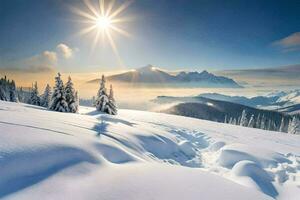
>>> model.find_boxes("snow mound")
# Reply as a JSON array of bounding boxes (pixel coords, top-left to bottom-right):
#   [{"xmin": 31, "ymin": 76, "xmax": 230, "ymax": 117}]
[
  {"xmin": 232, "ymin": 161, "xmax": 278, "ymax": 198},
  {"xmin": 218, "ymin": 144, "xmax": 291, "ymax": 168}
]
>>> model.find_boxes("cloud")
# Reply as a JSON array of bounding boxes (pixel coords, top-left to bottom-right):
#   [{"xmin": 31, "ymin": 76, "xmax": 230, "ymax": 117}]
[
  {"xmin": 1, "ymin": 43, "xmax": 78, "ymax": 73},
  {"xmin": 273, "ymin": 32, "xmax": 300, "ymax": 51},
  {"xmin": 23, "ymin": 50, "xmax": 57, "ymax": 73},
  {"xmin": 56, "ymin": 43, "xmax": 74, "ymax": 59},
  {"xmin": 217, "ymin": 64, "xmax": 300, "ymax": 87}
]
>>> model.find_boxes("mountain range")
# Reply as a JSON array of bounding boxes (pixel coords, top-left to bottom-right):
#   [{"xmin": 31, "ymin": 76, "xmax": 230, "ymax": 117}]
[{"xmin": 88, "ymin": 65, "xmax": 242, "ymax": 88}]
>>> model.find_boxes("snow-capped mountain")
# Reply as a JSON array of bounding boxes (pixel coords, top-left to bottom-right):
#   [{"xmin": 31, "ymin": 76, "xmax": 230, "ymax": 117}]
[
  {"xmin": 88, "ymin": 65, "xmax": 242, "ymax": 88},
  {"xmin": 0, "ymin": 101, "xmax": 299, "ymax": 199}
]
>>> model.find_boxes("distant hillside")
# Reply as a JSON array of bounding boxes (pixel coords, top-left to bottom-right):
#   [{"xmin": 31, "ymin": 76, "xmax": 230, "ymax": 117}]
[
  {"xmin": 160, "ymin": 97, "xmax": 291, "ymax": 131},
  {"xmin": 88, "ymin": 65, "xmax": 242, "ymax": 88}
]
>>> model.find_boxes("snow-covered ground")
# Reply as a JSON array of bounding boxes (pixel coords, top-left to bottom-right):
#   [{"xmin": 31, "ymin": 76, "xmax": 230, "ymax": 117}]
[{"xmin": 0, "ymin": 101, "xmax": 299, "ymax": 200}]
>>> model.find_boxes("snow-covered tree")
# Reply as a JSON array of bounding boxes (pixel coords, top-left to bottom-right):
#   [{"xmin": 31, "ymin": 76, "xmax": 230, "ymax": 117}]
[
  {"xmin": 260, "ymin": 115, "xmax": 266, "ymax": 130},
  {"xmin": 255, "ymin": 114, "xmax": 261, "ymax": 128},
  {"xmin": 0, "ymin": 76, "xmax": 18, "ymax": 102},
  {"xmin": 279, "ymin": 117, "xmax": 285, "ymax": 132},
  {"xmin": 29, "ymin": 82, "xmax": 41, "ymax": 106},
  {"xmin": 229, "ymin": 117, "xmax": 233, "ymax": 124},
  {"xmin": 224, "ymin": 115, "xmax": 228, "ymax": 123},
  {"xmin": 288, "ymin": 117, "xmax": 300, "ymax": 135},
  {"xmin": 248, "ymin": 114, "xmax": 255, "ymax": 128},
  {"xmin": 65, "ymin": 76, "xmax": 78, "ymax": 113},
  {"xmin": 106, "ymin": 84, "xmax": 117, "ymax": 115},
  {"xmin": 41, "ymin": 84, "xmax": 52, "ymax": 108},
  {"xmin": 240, "ymin": 110, "xmax": 248, "ymax": 126},
  {"xmin": 9, "ymin": 80, "xmax": 18, "ymax": 102},
  {"xmin": 95, "ymin": 75, "xmax": 109, "ymax": 112},
  {"xmin": 232, "ymin": 118, "xmax": 237, "ymax": 125},
  {"xmin": 49, "ymin": 73, "xmax": 69, "ymax": 112}
]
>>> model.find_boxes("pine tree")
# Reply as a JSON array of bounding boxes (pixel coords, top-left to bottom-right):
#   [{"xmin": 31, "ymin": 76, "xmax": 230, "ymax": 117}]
[
  {"xmin": 248, "ymin": 114, "xmax": 255, "ymax": 128},
  {"xmin": 288, "ymin": 117, "xmax": 300, "ymax": 134},
  {"xmin": 106, "ymin": 84, "xmax": 117, "ymax": 115},
  {"xmin": 41, "ymin": 84, "xmax": 52, "ymax": 108},
  {"xmin": 95, "ymin": 75, "xmax": 109, "ymax": 112},
  {"xmin": 255, "ymin": 114, "xmax": 261, "ymax": 128},
  {"xmin": 9, "ymin": 80, "xmax": 18, "ymax": 102},
  {"xmin": 240, "ymin": 110, "xmax": 248, "ymax": 126},
  {"xmin": 224, "ymin": 115, "xmax": 228, "ymax": 123},
  {"xmin": 229, "ymin": 117, "xmax": 233, "ymax": 124},
  {"xmin": 49, "ymin": 73, "xmax": 69, "ymax": 112},
  {"xmin": 232, "ymin": 118, "xmax": 237, "ymax": 125},
  {"xmin": 65, "ymin": 76, "xmax": 78, "ymax": 113},
  {"xmin": 279, "ymin": 117, "xmax": 285, "ymax": 132},
  {"xmin": 260, "ymin": 115, "xmax": 266, "ymax": 130},
  {"xmin": 30, "ymin": 82, "xmax": 41, "ymax": 106}
]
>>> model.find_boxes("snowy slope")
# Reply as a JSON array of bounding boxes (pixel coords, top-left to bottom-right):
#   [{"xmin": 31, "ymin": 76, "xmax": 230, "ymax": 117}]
[{"xmin": 0, "ymin": 101, "xmax": 300, "ymax": 200}]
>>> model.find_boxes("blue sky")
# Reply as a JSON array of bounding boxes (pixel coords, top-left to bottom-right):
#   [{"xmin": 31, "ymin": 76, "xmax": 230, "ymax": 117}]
[{"xmin": 1, "ymin": 0, "xmax": 300, "ymax": 73}]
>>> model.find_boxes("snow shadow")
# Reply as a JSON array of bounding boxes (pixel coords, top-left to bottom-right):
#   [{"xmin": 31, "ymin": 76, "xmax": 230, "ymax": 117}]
[{"xmin": 0, "ymin": 146, "xmax": 99, "ymax": 198}]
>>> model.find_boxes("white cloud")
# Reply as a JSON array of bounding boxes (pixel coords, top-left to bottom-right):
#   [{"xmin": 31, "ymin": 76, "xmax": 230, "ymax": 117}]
[
  {"xmin": 1, "ymin": 43, "xmax": 79, "ymax": 73},
  {"xmin": 273, "ymin": 32, "xmax": 300, "ymax": 51},
  {"xmin": 22, "ymin": 50, "xmax": 57, "ymax": 73},
  {"xmin": 56, "ymin": 43, "xmax": 74, "ymax": 59}
]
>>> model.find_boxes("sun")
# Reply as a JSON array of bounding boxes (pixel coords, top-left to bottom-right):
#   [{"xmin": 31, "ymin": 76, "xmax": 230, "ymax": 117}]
[
  {"xmin": 95, "ymin": 16, "xmax": 111, "ymax": 30},
  {"xmin": 71, "ymin": 0, "xmax": 133, "ymax": 66}
]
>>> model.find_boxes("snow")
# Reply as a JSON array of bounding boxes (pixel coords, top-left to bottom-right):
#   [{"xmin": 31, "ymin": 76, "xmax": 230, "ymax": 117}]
[{"xmin": 0, "ymin": 101, "xmax": 300, "ymax": 200}]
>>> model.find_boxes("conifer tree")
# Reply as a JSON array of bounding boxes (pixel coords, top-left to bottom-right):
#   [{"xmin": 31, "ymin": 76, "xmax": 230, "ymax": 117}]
[
  {"xmin": 279, "ymin": 117, "xmax": 285, "ymax": 132},
  {"xmin": 224, "ymin": 115, "xmax": 228, "ymax": 123},
  {"xmin": 49, "ymin": 73, "xmax": 69, "ymax": 112},
  {"xmin": 65, "ymin": 76, "xmax": 78, "ymax": 113},
  {"xmin": 260, "ymin": 115, "xmax": 266, "ymax": 129},
  {"xmin": 288, "ymin": 117, "xmax": 300, "ymax": 134},
  {"xmin": 30, "ymin": 82, "xmax": 41, "ymax": 106},
  {"xmin": 41, "ymin": 84, "xmax": 52, "ymax": 108},
  {"xmin": 240, "ymin": 110, "xmax": 248, "ymax": 126},
  {"xmin": 107, "ymin": 84, "xmax": 117, "ymax": 115},
  {"xmin": 9, "ymin": 80, "xmax": 18, "ymax": 102},
  {"xmin": 95, "ymin": 75, "xmax": 109, "ymax": 112},
  {"xmin": 255, "ymin": 114, "xmax": 261, "ymax": 128},
  {"xmin": 248, "ymin": 114, "xmax": 255, "ymax": 127}
]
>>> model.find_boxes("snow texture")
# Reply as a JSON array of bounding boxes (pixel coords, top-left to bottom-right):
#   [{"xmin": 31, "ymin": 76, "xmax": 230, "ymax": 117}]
[{"xmin": 0, "ymin": 101, "xmax": 299, "ymax": 200}]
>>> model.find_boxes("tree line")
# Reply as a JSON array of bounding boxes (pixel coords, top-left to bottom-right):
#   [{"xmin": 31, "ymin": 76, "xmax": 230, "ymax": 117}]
[
  {"xmin": 0, "ymin": 73, "xmax": 117, "ymax": 115},
  {"xmin": 224, "ymin": 109, "xmax": 300, "ymax": 134}
]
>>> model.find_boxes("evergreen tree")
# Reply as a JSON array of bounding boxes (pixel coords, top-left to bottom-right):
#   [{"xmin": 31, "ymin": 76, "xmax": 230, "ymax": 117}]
[
  {"xmin": 248, "ymin": 114, "xmax": 255, "ymax": 128},
  {"xmin": 224, "ymin": 115, "xmax": 228, "ymax": 123},
  {"xmin": 288, "ymin": 117, "xmax": 300, "ymax": 134},
  {"xmin": 95, "ymin": 75, "xmax": 109, "ymax": 112},
  {"xmin": 41, "ymin": 84, "xmax": 52, "ymax": 108},
  {"xmin": 240, "ymin": 110, "xmax": 248, "ymax": 126},
  {"xmin": 65, "ymin": 76, "xmax": 78, "ymax": 113},
  {"xmin": 30, "ymin": 82, "xmax": 41, "ymax": 106},
  {"xmin": 279, "ymin": 117, "xmax": 285, "ymax": 132},
  {"xmin": 255, "ymin": 114, "xmax": 261, "ymax": 128},
  {"xmin": 106, "ymin": 84, "xmax": 117, "ymax": 115},
  {"xmin": 9, "ymin": 80, "xmax": 18, "ymax": 102},
  {"xmin": 232, "ymin": 118, "xmax": 237, "ymax": 125},
  {"xmin": 260, "ymin": 115, "xmax": 266, "ymax": 130},
  {"xmin": 49, "ymin": 73, "xmax": 69, "ymax": 112},
  {"xmin": 229, "ymin": 117, "xmax": 233, "ymax": 124}
]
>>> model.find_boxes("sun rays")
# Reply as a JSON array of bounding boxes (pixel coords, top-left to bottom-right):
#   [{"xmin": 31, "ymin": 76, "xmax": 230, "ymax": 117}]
[{"xmin": 71, "ymin": 0, "xmax": 133, "ymax": 66}]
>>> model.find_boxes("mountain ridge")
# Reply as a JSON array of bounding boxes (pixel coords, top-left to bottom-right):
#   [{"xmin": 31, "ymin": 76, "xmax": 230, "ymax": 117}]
[{"xmin": 87, "ymin": 65, "xmax": 242, "ymax": 88}]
